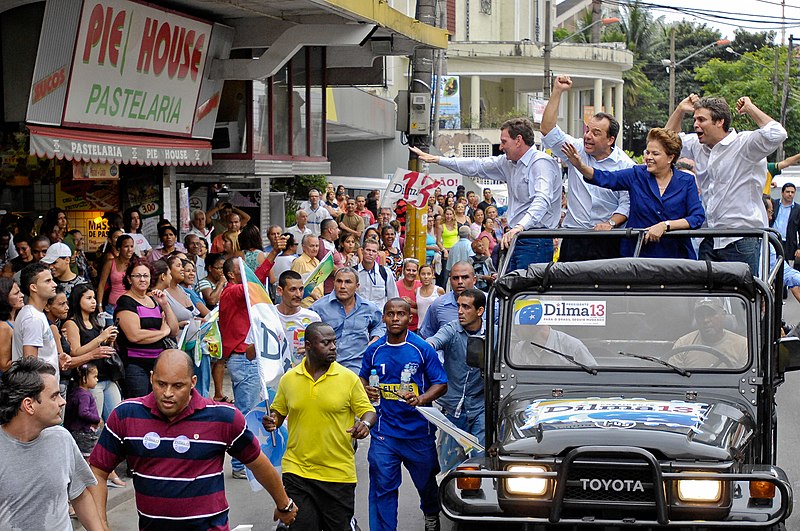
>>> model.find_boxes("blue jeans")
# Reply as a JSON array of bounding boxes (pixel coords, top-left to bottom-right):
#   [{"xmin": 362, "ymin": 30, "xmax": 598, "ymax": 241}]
[
  {"xmin": 90, "ymin": 379, "xmax": 122, "ymax": 421},
  {"xmin": 193, "ymin": 355, "xmax": 211, "ymax": 398},
  {"xmin": 368, "ymin": 434, "xmax": 440, "ymax": 531},
  {"xmin": 124, "ymin": 362, "xmax": 153, "ymax": 399},
  {"xmin": 506, "ymin": 236, "xmax": 554, "ymax": 272},
  {"xmin": 699, "ymin": 237, "xmax": 760, "ymax": 274},
  {"xmin": 227, "ymin": 354, "xmax": 262, "ymax": 471}
]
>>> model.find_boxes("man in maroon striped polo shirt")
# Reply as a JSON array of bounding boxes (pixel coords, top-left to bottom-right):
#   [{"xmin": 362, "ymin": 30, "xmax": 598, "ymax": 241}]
[{"xmin": 88, "ymin": 349, "xmax": 298, "ymax": 530}]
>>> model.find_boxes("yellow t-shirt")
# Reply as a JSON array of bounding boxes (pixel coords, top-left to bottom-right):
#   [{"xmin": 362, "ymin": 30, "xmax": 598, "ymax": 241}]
[{"xmin": 272, "ymin": 360, "xmax": 374, "ymax": 483}]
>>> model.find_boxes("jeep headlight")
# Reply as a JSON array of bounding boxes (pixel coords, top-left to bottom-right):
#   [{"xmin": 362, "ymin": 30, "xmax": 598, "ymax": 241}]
[
  {"xmin": 677, "ymin": 479, "xmax": 722, "ymax": 502},
  {"xmin": 505, "ymin": 465, "xmax": 549, "ymax": 496}
]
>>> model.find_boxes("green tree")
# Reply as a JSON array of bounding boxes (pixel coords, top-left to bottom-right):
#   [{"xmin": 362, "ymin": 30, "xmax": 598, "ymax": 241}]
[
  {"xmin": 695, "ymin": 45, "xmax": 799, "ymax": 156},
  {"xmin": 270, "ymin": 174, "xmax": 330, "ymax": 225}
]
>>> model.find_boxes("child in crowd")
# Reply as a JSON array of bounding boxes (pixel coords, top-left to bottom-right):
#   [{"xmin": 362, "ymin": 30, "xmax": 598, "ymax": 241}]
[{"xmin": 64, "ymin": 363, "xmax": 102, "ymax": 458}]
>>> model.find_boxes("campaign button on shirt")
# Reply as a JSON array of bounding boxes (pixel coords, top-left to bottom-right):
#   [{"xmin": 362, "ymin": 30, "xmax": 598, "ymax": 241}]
[
  {"xmin": 173, "ymin": 435, "xmax": 191, "ymax": 454},
  {"xmin": 143, "ymin": 432, "xmax": 161, "ymax": 450}
]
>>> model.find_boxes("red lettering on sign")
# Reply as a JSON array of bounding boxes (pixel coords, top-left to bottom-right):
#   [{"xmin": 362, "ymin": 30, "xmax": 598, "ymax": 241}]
[
  {"xmin": 32, "ymin": 67, "xmax": 66, "ymax": 104},
  {"xmin": 137, "ymin": 17, "xmax": 206, "ymax": 81},
  {"xmin": 82, "ymin": 3, "xmax": 125, "ymax": 66}
]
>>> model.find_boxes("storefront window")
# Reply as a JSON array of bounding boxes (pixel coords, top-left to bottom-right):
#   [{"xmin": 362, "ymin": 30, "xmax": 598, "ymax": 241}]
[{"xmin": 252, "ymin": 47, "xmax": 326, "ymax": 158}]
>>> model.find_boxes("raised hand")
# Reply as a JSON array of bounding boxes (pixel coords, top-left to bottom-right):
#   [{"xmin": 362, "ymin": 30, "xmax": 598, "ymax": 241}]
[{"xmin": 553, "ymin": 75, "xmax": 572, "ymax": 92}]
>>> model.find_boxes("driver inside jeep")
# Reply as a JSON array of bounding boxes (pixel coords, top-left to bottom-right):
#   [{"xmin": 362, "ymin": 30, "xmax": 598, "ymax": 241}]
[
  {"xmin": 667, "ymin": 297, "xmax": 748, "ymax": 369},
  {"xmin": 510, "ymin": 323, "xmax": 598, "ymax": 368}
]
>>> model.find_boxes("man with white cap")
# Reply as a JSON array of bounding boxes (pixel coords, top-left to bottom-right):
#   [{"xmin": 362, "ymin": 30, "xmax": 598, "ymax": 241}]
[
  {"xmin": 668, "ymin": 298, "xmax": 747, "ymax": 369},
  {"xmin": 42, "ymin": 242, "xmax": 88, "ymax": 299}
]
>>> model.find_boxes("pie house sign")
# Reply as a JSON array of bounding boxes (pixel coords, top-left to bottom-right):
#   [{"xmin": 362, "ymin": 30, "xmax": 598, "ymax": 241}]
[{"xmin": 63, "ymin": 0, "xmax": 211, "ymax": 136}]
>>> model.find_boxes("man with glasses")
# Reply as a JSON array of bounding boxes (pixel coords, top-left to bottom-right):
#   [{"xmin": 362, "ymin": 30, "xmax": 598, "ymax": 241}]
[
  {"xmin": 540, "ymin": 74, "xmax": 633, "ymax": 261},
  {"xmin": 356, "ymin": 239, "xmax": 399, "ymax": 309}
]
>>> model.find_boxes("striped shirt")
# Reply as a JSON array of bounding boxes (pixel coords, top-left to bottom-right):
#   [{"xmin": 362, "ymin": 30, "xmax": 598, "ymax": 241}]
[{"xmin": 89, "ymin": 390, "xmax": 260, "ymax": 530}]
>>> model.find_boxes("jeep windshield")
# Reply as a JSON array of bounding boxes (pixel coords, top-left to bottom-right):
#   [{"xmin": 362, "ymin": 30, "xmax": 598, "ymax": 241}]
[{"xmin": 508, "ymin": 293, "xmax": 750, "ymax": 371}]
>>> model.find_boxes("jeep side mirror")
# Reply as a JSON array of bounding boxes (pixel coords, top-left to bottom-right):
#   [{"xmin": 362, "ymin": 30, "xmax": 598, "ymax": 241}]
[
  {"xmin": 778, "ymin": 336, "xmax": 800, "ymax": 372},
  {"xmin": 467, "ymin": 336, "xmax": 485, "ymax": 369}
]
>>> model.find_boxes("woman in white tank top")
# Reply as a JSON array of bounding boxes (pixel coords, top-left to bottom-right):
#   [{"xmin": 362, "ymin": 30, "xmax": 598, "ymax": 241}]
[{"xmin": 416, "ymin": 264, "xmax": 444, "ymax": 329}]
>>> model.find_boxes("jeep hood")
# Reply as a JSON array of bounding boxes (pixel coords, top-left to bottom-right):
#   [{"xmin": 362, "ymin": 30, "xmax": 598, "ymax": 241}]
[{"xmin": 498, "ymin": 397, "xmax": 755, "ymax": 461}]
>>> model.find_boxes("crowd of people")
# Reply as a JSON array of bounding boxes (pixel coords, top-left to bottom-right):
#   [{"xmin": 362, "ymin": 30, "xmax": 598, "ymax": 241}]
[{"xmin": 0, "ymin": 74, "xmax": 796, "ymax": 531}]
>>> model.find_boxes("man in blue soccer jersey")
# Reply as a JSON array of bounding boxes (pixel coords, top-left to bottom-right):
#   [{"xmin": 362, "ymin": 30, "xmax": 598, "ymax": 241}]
[{"xmin": 360, "ymin": 298, "xmax": 448, "ymax": 531}]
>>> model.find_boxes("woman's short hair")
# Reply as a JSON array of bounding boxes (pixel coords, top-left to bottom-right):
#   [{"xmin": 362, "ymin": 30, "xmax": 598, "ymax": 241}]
[
  {"xmin": 123, "ymin": 258, "xmax": 153, "ymax": 290},
  {"xmin": 646, "ymin": 128, "xmax": 683, "ymax": 166}
]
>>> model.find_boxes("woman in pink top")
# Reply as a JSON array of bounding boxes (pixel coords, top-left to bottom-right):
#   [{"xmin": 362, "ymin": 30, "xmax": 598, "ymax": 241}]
[
  {"xmin": 97, "ymin": 234, "xmax": 135, "ymax": 316},
  {"xmin": 395, "ymin": 258, "xmax": 422, "ymax": 332}
]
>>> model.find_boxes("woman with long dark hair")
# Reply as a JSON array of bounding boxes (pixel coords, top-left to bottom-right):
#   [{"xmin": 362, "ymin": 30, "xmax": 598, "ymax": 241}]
[
  {"xmin": 123, "ymin": 206, "xmax": 151, "ymax": 257},
  {"xmin": 0, "ymin": 278, "xmax": 23, "ymax": 372}
]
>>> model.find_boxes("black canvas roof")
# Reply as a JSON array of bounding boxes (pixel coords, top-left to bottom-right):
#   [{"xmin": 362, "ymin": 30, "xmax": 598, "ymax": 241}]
[{"xmin": 494, "ymin": 258, "xmax": 756, "ymax": 298}]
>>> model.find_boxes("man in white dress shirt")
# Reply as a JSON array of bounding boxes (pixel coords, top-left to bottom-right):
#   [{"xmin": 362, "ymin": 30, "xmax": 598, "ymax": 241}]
[
  {"xmin": 666, "ymin": 94, "xmax": 787, "ymax": 273},
  {"xmin": 411, "ymin": 118, "xmax": 562, "ymax": 271},
  {"xmin": 540, "ymin": 75, "xmax": 634, "ymax": 261}
]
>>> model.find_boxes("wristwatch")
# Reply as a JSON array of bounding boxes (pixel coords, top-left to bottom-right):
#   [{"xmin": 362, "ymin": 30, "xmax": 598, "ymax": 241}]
[
  {"xmin": 278, "ymin": 499, "xmax": 295, "ymax": 513},
  {"xmin": 607, "ymin": 219, "xmax": 617, "ymax": 228},
  {"xmin": 361, "ymin": 419, "xmax": 373, "ymax": 430},
  {"xmin": 664, "ymin": 220, "xmax": 671, "ymax": 232}
]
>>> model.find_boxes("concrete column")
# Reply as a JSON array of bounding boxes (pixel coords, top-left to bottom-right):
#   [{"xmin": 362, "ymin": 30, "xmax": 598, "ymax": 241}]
[
  {"xmin": 615, "ymin": 82, "xmax": 624, "ymax": 148},
  {"xmin": 163, "ymin": 167, "xmax": 175, "ymax": 224},
  {"xmin": 260, "ymin": 176, "xmax": 271, "ymax": 241},
  {"xmin": 593, "ymin": 78, "xmax": 603, "ymax": 115},
  {"xmin": 603, "ymin": 84, "xmax": 612, "ymax": 115},
  {"xmin": 568, "ymin": 90, "xmax": 579, "ymax": 137},
  {"xmin": 471, "ymin": 76, "xmax": 481, "ymax": 129}
]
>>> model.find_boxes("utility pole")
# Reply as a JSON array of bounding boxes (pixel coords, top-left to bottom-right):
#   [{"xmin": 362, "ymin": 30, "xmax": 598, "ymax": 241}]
[
  {"xmin": 405, "ymin": 0, "xmax": 438, "ymax": 263},
  {"xmin": 591, "ymin": 0, "xmax": 602, "ymax": 43},
  {"xmin": 668, "ymin": 28, "xmax": 676, "ymax": 116},
  {"xmin": 779, "ymin": 35, "xmax": 794, "ymax": 161},
  {"xmin": 543, "ymin": 0, "xmax": 553, "ymax": 97}
]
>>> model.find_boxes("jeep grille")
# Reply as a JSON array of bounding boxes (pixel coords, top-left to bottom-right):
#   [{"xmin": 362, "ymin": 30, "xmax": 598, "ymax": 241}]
[{"xmin": 564, "ymin": 461, "xmax": 655, "ymax": 504}]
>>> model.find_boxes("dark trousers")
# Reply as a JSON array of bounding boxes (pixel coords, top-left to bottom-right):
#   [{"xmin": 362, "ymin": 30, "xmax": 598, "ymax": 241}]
[
  {"xmin": 123, "ymin": 361, "xmax": 153, "ymax": 398},
  {"xmin": 699, "ymin": 237, "xmax": 760, "ymax": 274},
  {"xmin": 283, "ymin": 472, "xmax": 356, "ymax": 531},
  {"xmin": 559, "ymin": 236, "xmax": 621, "ymax": 262}
]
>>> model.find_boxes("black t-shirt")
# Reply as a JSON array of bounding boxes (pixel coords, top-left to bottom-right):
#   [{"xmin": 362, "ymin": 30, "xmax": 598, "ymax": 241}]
[{"xmin": 114, "ymin": 294, "xmax": 169, "ymax": 367}]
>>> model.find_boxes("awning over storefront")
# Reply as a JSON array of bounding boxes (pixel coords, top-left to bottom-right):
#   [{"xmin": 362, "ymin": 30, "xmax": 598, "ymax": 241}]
[{"xmin": 28, "ymin": 125, "xmax": 212, "ymax": 167}]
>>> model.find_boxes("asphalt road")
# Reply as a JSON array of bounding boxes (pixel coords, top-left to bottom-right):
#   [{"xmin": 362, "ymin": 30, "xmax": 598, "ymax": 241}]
[{"xmin": 77, "ymin": 299, "xmax": 800, "ymax": 531}]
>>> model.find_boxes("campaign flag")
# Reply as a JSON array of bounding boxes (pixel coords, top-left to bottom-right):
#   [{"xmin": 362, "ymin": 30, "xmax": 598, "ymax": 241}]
[
  {"xmin": 238, "ymin": 258, "xmax": 292, "ymax": 397},
  {"xmin": 416, "ymin": 406, "xmax": 484, "ymax": 473},
  {"xmin": 302, "ymin": 251, "xmax": 335, "ymax": 298},
  {"xmin": 381, "ymin": 167, "xmax": 440, "ymax": 209},
  {"xmin": 244, "ymin": 395, "xmax": 289, "ymax": 492}
]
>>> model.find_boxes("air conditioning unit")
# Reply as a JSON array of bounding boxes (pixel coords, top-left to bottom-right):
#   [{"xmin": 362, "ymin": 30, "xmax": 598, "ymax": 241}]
[
  {"xmin": 212, "ymin": 122, "xmax": 242, "ymax": 153},
  {"xmin": 460, "ymin": 143, "xmax": 492, "ymax": 158}
]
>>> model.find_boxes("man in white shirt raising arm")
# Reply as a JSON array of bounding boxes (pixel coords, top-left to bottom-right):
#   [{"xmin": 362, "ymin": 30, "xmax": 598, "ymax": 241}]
[
  {"xmin": 540, "ymin": 75, "xmax": 634, "ymax": 261},
  {"xmin": 665, "ymin": 94, "xmax": 786, "ymax": 273}
]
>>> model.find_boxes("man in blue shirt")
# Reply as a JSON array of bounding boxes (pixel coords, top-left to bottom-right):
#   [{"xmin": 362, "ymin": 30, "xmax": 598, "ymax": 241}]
[
  {"xmin": 360, "ymin": 299, "xmax": 448, "ymax": 531},
  {"xmin": 311, "ymin": 267, "xmax": 384, "ymax": 373},
  {"xmin": 418, "ymin": 261, "xmax": 476, "ymax": 338},
  {"xmin": 426, "ymin": 288, "xmax": 486, "ymax": 458}
]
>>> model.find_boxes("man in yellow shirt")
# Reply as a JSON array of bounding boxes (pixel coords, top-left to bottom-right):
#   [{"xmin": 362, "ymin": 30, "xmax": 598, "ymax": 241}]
[
  {"xmin": 291, "ymin": 234, "xmax": 324, "ymax": 307},
  {"xmin": 263, "ymin": 322, "xmax": 376, "ymax": 530}
]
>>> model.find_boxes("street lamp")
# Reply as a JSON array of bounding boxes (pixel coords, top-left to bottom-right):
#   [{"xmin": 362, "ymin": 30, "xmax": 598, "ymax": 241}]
[
  {"xmin": 542, "ymin": 14, "xmax": 620, "ymax": 97},
  {"xmin": 662, "ymin": 38, "xmax": 730, "ymax": 114}
]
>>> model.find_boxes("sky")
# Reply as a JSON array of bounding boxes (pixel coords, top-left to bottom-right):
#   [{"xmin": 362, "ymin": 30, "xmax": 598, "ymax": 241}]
[{"xmin": 629, "ymin": 0, "xmax": 800, "ymax": 42}]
